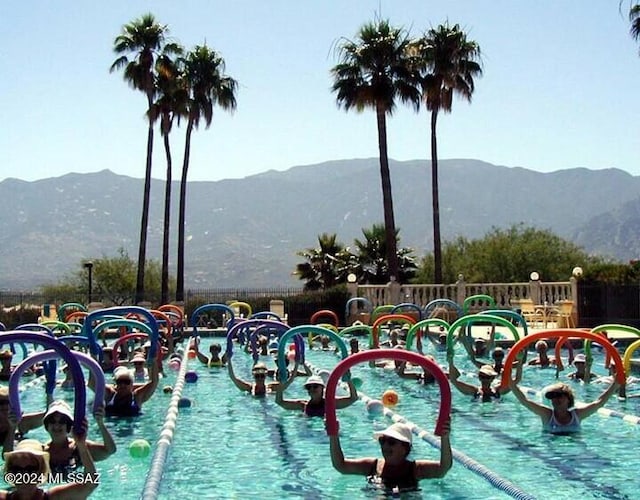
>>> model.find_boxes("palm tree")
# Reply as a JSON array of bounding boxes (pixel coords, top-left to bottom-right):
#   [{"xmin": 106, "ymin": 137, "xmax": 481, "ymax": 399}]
[
  {"xmin": 630, "ymin": 2, "xmax": 640, "ymax": 52},
  {"xmin": 110, "ymin": 13, "xmax": 180, "ymax": 303},
  {"xmin": 147, "ymin": 49, "xmax": 186, "ymax": 304},
  {"xmin": 331, "ymin": 19, "xmax": 421, "ymax": 284},
  {"xmin": 295, "ymin": 233, "xmax": 351, "ymax": 291},
  {"xmin": 176, "ymin": 44, "xmax": 237, "ymax": 301},
  {"xmin": 353, "ymin": 223, "xmax": 417, "ymax": 284},
  {"xmin": 414, "ymin": 23, "xmax": 482, "ymax": 284}
]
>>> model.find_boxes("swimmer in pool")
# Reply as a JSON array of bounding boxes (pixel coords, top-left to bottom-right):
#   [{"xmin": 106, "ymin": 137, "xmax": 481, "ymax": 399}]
[
  {"xmin": 40, "ymin": 400, "xmax": 115, "ymax": 476},
  {"xmin": 508, "ymin": 380, "xmax": 620, "ymax": 434},
  {"xmin": 528, "ymin": 340, "xmax": 557, "ymax": 367},
  {"xmin": 228, "ymin": 361, "xmax": 280, "ymax": 397},
  {"xmin": 1, "ymin": 430, "xmax": 99, "ymax": 500},
  {"xmin": 448, "ymin": 362, "xmax": 520, "ymax": 402},
  {"xmin": 275, "ymin": 374, "xmax": 357, "ymax": 417},
  {"xmin": 329, "ymin": 420, "xmax": 452, "ymax": 493},
  {"xmin": 102, "ymin": 361, "xmax": 159, "ymax": 417}
]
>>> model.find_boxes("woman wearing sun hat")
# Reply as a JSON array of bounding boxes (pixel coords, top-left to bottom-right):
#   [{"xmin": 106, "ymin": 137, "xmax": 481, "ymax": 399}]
[
  {"xmin": 449, "ymin": 361, "xmax": 521, "ymax": 403},
  {"xmin": 329, "ymin": 420, "xmax": 452, "ymax": 492},
  {"xmin": 508, "ymin": 379, "xmax": 619, "ymax": 434},
  {"xmin": 41, "ymin": 400, "xmax": 115, "ymax": 475},
  {"xmin": 228, "ymin": 362, "xmax": 280, "ymax": 397},
  {"xmin": 275, "ymin": 374, "xmax": 357, "ymax": 417},
  {"xmin": 103, "ymin": 360, "xmax": 159, "ymax": 417},
  {"xmin": 1, "ymin": 430, "xmax": 99, "ymax": 499}
]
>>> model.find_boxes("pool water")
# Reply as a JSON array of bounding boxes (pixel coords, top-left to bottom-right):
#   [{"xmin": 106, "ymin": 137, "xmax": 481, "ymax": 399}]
[
  {"xmin": 4, "ymin": 336, "xmax": 640, "ymax": 499},
  {"xmin": 157, "ymin": 338, "xmax": 640, "ymax": 499}
]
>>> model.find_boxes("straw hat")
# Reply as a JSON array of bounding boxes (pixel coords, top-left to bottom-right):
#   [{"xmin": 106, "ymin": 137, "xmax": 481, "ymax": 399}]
[{"xmin": 3, "ymin": 439, "xmax": 51, "ymax": 481}]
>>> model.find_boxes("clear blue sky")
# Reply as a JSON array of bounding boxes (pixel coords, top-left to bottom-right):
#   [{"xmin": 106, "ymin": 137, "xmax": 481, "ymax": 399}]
[{"xmin": 1, "ymin": 1, "xmax": 638, "ymax": 183}]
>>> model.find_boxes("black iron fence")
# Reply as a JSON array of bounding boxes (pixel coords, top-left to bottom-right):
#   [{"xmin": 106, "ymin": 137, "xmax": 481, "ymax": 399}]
[{"xmin": 577, "ymin": 283, "xmax": 640, "ymax": 328}]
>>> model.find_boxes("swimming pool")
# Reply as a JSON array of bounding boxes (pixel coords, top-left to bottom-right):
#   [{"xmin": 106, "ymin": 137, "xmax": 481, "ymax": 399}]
[
  {"xmin": 156, "ymin": 337, "xmax": 640, "ymax": 499},
  {"xmin": 4, "ymin": 334, "xmax": 639, "ymax": 499}
]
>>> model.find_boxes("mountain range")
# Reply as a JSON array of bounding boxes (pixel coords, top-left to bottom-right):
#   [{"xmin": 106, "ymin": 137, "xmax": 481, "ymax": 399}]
[{"xmin": 2, "ymin": 158, "xmax": 639, "ymax": 290}]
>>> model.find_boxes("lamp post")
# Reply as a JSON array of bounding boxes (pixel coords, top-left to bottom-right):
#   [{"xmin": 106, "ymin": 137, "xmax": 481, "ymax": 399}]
[{"xmin": 84, "ymin": 261, "xmax": 93, "ymax": 304}]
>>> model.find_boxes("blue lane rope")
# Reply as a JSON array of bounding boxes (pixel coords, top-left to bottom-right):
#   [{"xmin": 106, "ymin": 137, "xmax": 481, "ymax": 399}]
[
  {"xmin": 306, "ymin": 361, "xmax": 536, "ymax": 500},
  {"xmin": 141, "ymin": 350, "xmax": 191, "ymax": 500}
]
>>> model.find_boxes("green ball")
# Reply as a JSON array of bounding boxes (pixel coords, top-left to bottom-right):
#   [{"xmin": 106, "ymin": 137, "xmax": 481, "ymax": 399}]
[{"xmin": 129, "ymin": 439, "xmax": 151, "ymax": 458}]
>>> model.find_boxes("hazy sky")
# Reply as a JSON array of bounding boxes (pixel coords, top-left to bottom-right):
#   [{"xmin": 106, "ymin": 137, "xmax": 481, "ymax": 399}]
[{"xmin": 1, "ymin": 1, "xmax": 638, "ymax": 183}]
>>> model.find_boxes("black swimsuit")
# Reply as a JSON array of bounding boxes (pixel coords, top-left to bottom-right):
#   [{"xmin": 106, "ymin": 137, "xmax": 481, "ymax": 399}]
[{"xmin": 368, "ymin": 459, "xmax": 419, "ymax": 491}]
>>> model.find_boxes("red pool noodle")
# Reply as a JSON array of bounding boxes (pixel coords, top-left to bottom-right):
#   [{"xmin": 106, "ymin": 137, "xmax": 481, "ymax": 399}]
[
  {"xmin": 501, "ymin": 329, "xmax": 626, "ymax": 390},
  {"xmin": 325, "ymin": 350, "xmax": 451, "ymax": 436}
]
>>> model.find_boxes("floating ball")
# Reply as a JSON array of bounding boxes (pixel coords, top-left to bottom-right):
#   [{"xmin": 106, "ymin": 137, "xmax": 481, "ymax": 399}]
[
  {"xmin": 168, "ymin": 360, "xmax": 180, "ymax": 371},
  {"xmin": 382, "ymin": 389, "xmax": 399, "ymax": 408},
  {"xmin": 129, "ymin": 439, "xmax": 151, "ymax": 458},
  {"xmin": 185, "ymin": 371, "xmax": 198, "ymax": 383},
  {"xmin": 177, "ymin": 397, "xmax": 192, "ymax": 408},
  {"xmin": 163, "ymin": 385, "xmax": 173, "ymax": 394},
  {"xmin": 187, "ymin": 350, "xmax": 197, "ymax": 359},
  {"xmin": 351, "ymin": 377, "xmax": 363, "ymax": 389},
  {"xmin": 366, "ymin": 399, "xmax": 384, "ymax": 415}
]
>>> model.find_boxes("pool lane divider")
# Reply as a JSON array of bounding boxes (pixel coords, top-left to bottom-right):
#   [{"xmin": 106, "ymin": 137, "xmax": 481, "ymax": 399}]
[
  {"xmin": 141, "ymin": 349, "xmax": 191, "ymax": 500},
  {"xmin": 308, "ymin": 359, "xmax": 536, "ymax": 500}
]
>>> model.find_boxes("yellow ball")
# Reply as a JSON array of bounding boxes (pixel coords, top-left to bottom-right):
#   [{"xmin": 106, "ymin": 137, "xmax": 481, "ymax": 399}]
[
  {"xmin": 129, "ymin": 439, "xmax": 151, "ymax": 458},
  {"xmin": 382, "ymin": 389, "xmax": 399, "ymax": 408}
]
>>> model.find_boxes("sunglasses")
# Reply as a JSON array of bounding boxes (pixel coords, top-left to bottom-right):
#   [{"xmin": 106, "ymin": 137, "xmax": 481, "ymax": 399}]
[
  {"xmin": 378, "ymin": 436, "xmax": 402, "ymax": 446},
  {"xmin": 9, "ymin": 465, "xmax": 40, "ymax": 474},
  {"xmin": 253, "ymin": 373, "xmax": 266, "ymax": 380},
  {"xmin": 479, "ymin": 374, "xmax": 495, "ymax": 380},
  {"xmin": 306, "ymin": 384, "xmax": 322, "ymax": 390},
  {"xmin": 116, "ymin": 379, "xmax": 132, "ymax": 386},
  {"xmin": 546, "ymin": 391, "xmax": 566, "ymax": 399}
]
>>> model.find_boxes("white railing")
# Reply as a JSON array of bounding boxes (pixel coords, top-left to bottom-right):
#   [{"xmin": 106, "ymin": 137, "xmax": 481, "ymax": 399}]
[{"xmin": 351, "ymin": 278, "xmax": 578, "ymax": 311}]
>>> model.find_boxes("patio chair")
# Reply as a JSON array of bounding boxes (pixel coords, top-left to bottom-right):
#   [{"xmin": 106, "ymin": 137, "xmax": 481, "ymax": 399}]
[
  {"xmin": 518, "ymin": 299, "xmax": 545, "ymax": 328},
  {"xmin": 557, "ymin": 300, "xmax": 576, "ymax": 328}
]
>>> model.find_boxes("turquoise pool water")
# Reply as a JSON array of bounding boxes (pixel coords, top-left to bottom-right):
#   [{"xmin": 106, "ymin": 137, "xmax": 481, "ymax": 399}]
[
  {"xmin": 157, "ymin": 338, "xmax": 640, "ymax": 499},
  {"xmin": 4, "ymin": 335, "xmax": 640, "ymax": 499}
]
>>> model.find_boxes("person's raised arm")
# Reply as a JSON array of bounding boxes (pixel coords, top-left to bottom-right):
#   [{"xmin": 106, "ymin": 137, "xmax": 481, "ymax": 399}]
[
  {"xmin": 576, "ymin": 380, "xmax": 620, "ymax": 420},
  {"xmin": 193, "ymin": 338, "xmax": 209, "ymax": 365},
  {"xmin": 500, "ymin": 359, "xmax": 523, "ymax": 395},
  {"xmin": 416, "ymin": 417, "xmax": 452, "ymax": 479},
  {"xmin": 49, "ymin": 419, "xmax": 99, "ymax": 499},
  {"xmin": 275, "ymin": 364, "xmax": 304, "ymax": 410},
  {"xmin": 335, "ymin": 380, "xmax": 358, "ymax": 409},
  {"xmin": 135, "ymin": 359, "xmax": 159, "ymax": 405},
  {"xmin": 447, "ymin": 360, "xmax": 478, "ymax": 396},
  {"xmin": 329, "ymin": 429, "xmax": 373, "ymax": 475},
  {"xmin": 507, "ymin": 377, "xmax": 549, "ymax": 420},
  {"xmin": 227, "ymin": 360, "xmax": 251, "ymax": 392},
  {"xmin": 86, "ymin": 405, "xmax": 116, "ymax": 461}
]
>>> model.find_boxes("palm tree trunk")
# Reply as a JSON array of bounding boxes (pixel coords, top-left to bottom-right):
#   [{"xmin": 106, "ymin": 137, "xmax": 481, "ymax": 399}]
[
  {"xmin": 375, "ymin": 105, "xmax": 400, "ymax": 282},
  {"xmin": 135, "ymin": 93, "xmax": 155, "ymax": 304},
  {"xmin": 431, "ymin": 109, "xmax": 443, "ymax": 284},
  {"xmin": 160, "ymin": 127, "xmax": 172, "ymax": 305},
  {"xmin": 176, "ymin": 119, "xmax": 194, "ymax": 302}
]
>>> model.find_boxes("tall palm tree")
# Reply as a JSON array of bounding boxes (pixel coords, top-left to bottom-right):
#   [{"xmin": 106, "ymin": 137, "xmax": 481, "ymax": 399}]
[
  {"xmin": 110, "ymin": 13, "xmax": 180, "ymax": 303},
  {"xmin": 414, "ymin": 23, "xmax": 482, "ymax": 284},
  {"xmin": 331, "ymin": 19, "xmax": 421, "ymax": 284},
  {"xmin": 148, "ymin": 49, "xmax": 186, "ymax": 304},
  {"xmin": 295, "ymin": 233, "xmax": 351, "ymax": 291},
  {"xmin": 630, "ymin": 2, "xmax": 640, "ymax": 51},
  {"xmin": 176, "ymin": 44, "xmax": 237, "ymax": 301}
]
